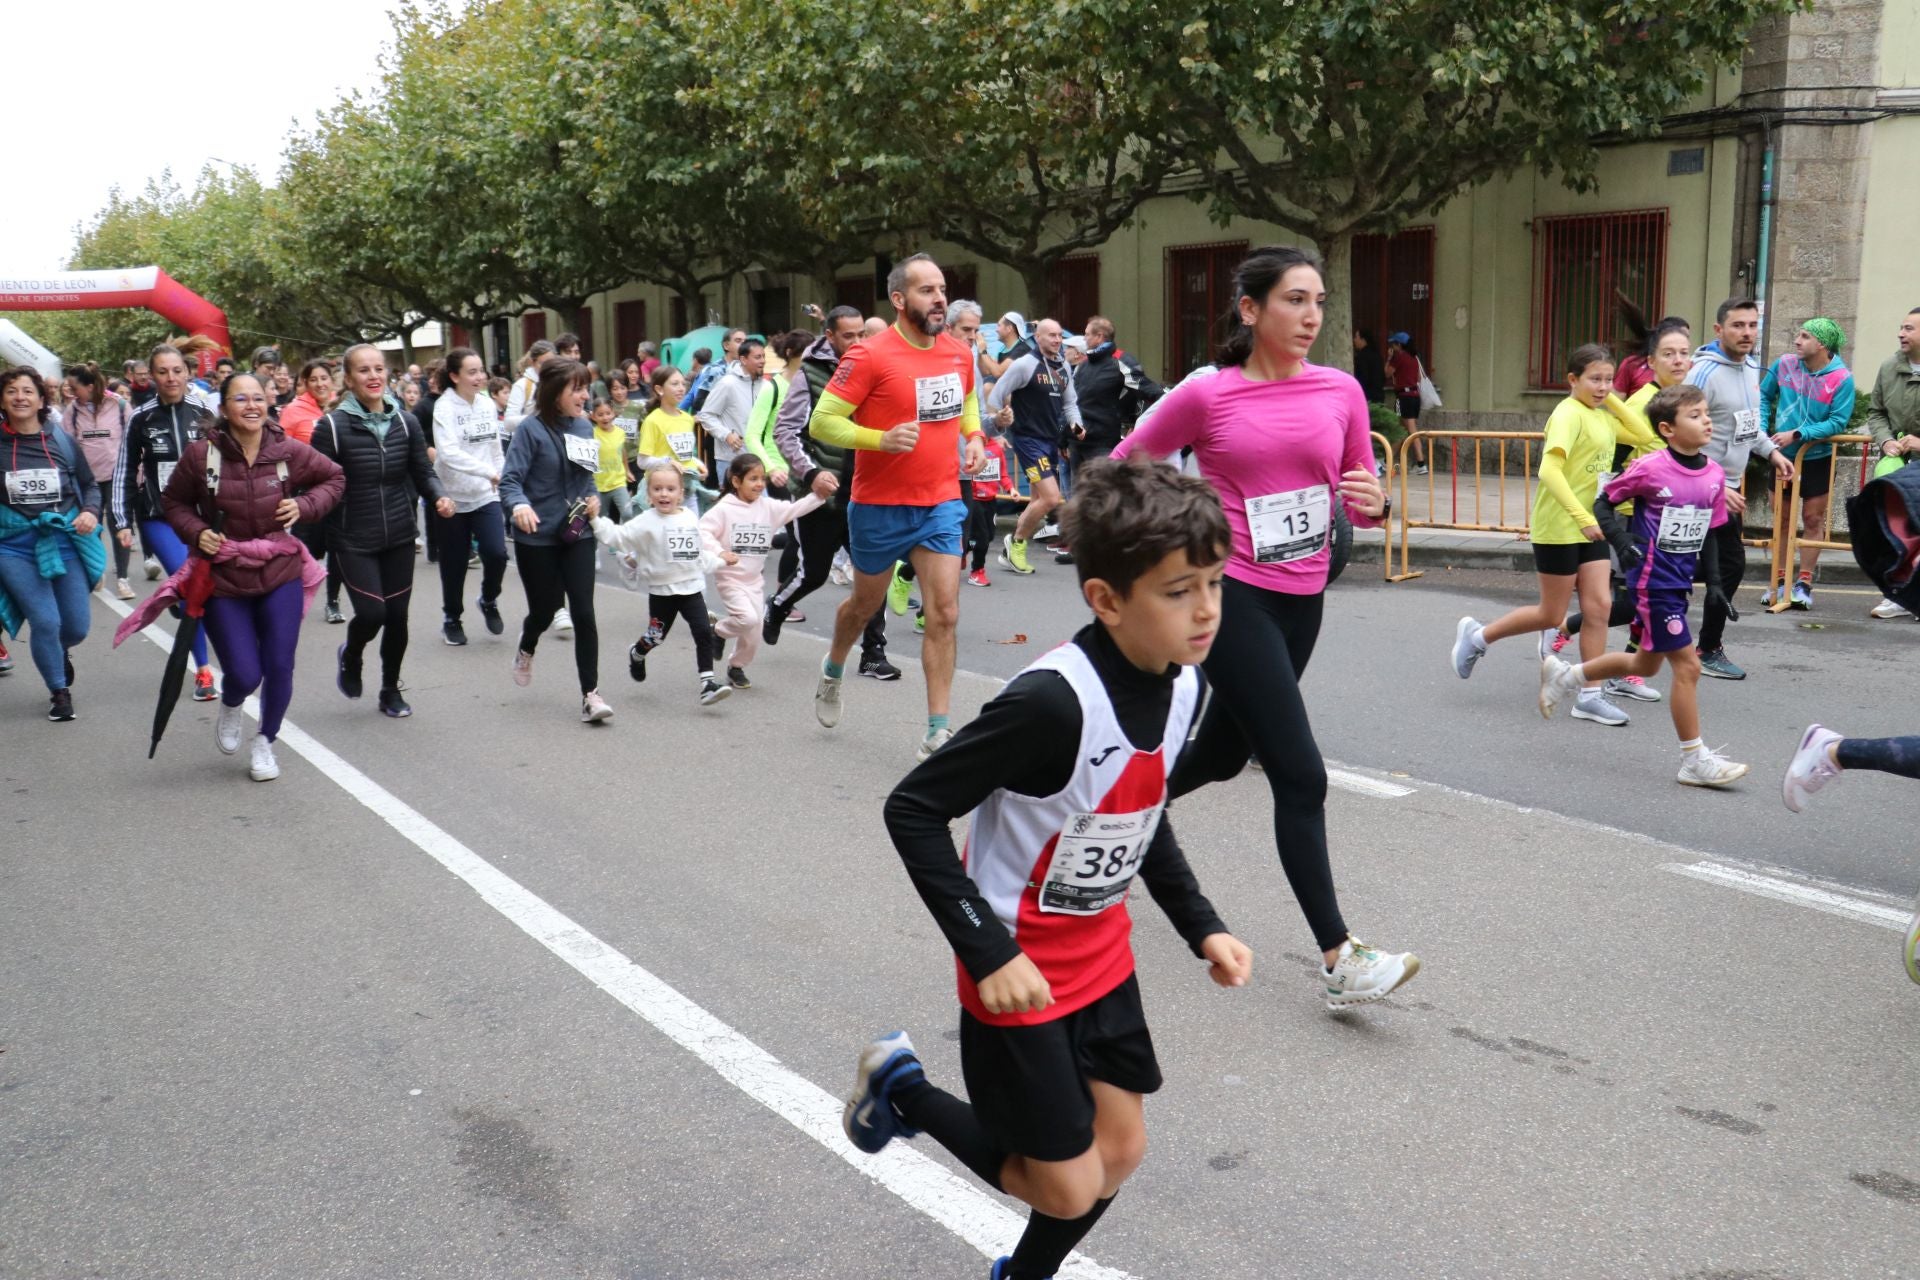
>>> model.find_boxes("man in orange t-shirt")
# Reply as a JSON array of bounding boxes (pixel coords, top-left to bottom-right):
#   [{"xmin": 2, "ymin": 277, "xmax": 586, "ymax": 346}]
[{"xmin": 807, "ymin": 253, "xmax": 987, "ymax": 761}]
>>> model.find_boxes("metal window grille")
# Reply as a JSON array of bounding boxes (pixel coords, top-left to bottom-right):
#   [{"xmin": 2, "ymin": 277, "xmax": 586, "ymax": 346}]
[
  {"xmin": 1046, "ymin": 254, "xmax": 1102, "ymax": 331},
  {"xmin": 1530, "ymin": 209, "xmax": 1668, "ymax": 388},
  {"xmin": 1164, "ymin": 241, "xmax": 1249, "ymax": 381},
  {"xmin": 1352, "ymin": 227, "xmax": 1436, "ymax": 364},
  {"xmin": 520, "ymin": 311, "xmax": 547, "ymax": 349}
]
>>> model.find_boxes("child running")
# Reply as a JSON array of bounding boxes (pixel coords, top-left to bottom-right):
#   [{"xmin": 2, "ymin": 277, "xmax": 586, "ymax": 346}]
[
  {"xmin": 1782, "ymin": 727, "xmax": 1920, "ymax": 981},
  {"xmin": 843, "ymin": 456, "xmax": 1252, "ymax": 1280},
  {"xmin": 1452, "ymin": 343, "xmax": 1629, "ymax": 725},
  {"xmin": 637, "ymin": 365, "xmax": 712, "ymax": 510},
  {"xmin": 592, "ymin": 461, "xmax": 731, "ymax": 706},
  {"xmin": 589, "ymin": 397, "xmax": 633, "ymax": 524},
  {"xmin": 1538, "ymin": 385, "xmax": 1748, "ymax": 786},
  {"xmin": 966, "ymin": 432, "xmax": 1016, "ymax": 587},
  {"xmin": 699, "ymin": 454, "xmax": 823, "ymax": 689}
]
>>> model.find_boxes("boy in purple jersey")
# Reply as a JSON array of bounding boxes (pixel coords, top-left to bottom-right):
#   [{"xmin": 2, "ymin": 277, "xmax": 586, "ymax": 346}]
[{"xmin": 1539, "ymin": 385, "xmax": 1752, "ymax": 787}]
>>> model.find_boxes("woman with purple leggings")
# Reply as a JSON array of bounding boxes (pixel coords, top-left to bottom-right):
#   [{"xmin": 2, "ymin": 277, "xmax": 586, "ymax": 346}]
[{"xmin": 162, "ymin": 374, "xmax": 344, "ymax": 781}]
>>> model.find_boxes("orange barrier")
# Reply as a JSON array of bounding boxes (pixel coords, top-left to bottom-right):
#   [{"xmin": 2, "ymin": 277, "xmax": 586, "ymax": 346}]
[
  {"xmin": 1370, "ymin": 431, "xmax": 1401, "ymax": 582},
  {"xmin": 1388, "ymin": 430, "xmax": 1544, "ymax": 581},
  {"xmin": 1763, "ymin": 433, "xmax": 1875, "ymax": 612}
]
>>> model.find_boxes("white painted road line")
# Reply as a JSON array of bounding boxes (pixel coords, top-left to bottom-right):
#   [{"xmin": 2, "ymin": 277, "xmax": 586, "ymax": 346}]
[
  {"xmin": 1662, "ymin": 860, "xmax": 1909, "ymax": 932},
  {"xmin": 97, "ymin": 592, "xmax": 1133, "ymax": 1280},
  {"xmin": 1325, "ymin": 768, "xmax": 1416, "ymax": 800}
]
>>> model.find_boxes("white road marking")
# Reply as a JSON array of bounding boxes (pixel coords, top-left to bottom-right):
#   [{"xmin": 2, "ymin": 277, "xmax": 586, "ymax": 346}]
[
  {"xmin": 96, "ymin": 592, "xmax": 1131, "ymax": 1278},
  {"xmin": 1325, "ymin": 768, "xmax": 1416, "ymax": 799},
  {"xmin": 1661, "ymin": 861, "xmax": 1909, "ymax": 932}
]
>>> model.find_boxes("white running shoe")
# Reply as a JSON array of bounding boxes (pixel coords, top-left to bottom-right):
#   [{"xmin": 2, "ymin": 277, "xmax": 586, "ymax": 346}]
[
  {"xmin": 1537, "ymin": 656, "xmax": 1583, "ymax": 719},
  {"xmin": 1871, "ymin": 597, "xmax": 1913, "ymax": 620},
  {"xmin": 1571, "ymin": 690, "xmax": 1630, "ymax": 726},
  {"xmin": 1537, "ymin": 627, "xmax": 1561, "ymax": 660},
  {"xmin": 248, "ymin": 734, "xmax": 280, "ymax": 782},
  {"xmin": 1322, "ymin": 937, "xmax": 1420, "ymax": 1010},
  {"xmin": 1034, "ymin": 521, "xmax": 1061, "ymax": 542},
  {"xmin": 814, "ymin": 661, "xmax": 844, "ymax": 728},
  {"xmin": 1782, "ymin": 723, "xmax": 1843, "ymax": 813},
  {"xmin": 215, "ymin": 702, "xmax": 245, "ymax": 755},
  {"xmin": 115, "ymin": 577, "xmax": 135, "ymax": 600},
  {"xmin": 1605, "ymin": 675, "xmax": 1662, "ymax": 703},
  {"xmin": 916, "ymin": 727, "xmax": 953, "ymax": 761},
  {"xmin": 582, "ymin": 690, "xmax": 614, "ymax": 723},
  {"xmin": 1677, "ymin": 746, "xmax": 1749, "ymax": 788},
  {"xmin": 1451, "ymin": 617, "xmax": 1486, "ymax": 679},
  {"xmin": 143, "ymin": 556, "xmax": 162, "ymax": 580},
  {"xmin": 553, "ymin": 606, "xmax": 573, "ymax": 636},
  {"xmin": 511, "ymin": 650, "xmax": 534, "ymax": 687}
]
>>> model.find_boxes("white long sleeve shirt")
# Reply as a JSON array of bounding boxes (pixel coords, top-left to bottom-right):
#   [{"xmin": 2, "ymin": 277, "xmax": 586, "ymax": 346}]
[
  {"xmin": 591, "ymin": 506, "xmax": 722, "ymax": 596},
  {"xmin": 433, "ymin": 390, "xmax": 505, "ymax": 513}
]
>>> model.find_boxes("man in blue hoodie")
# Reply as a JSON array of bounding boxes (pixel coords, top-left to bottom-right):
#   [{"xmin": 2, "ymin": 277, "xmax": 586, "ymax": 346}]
[{"xmin": 1685, "ymin": 298, "xmax": 1795, "ymax": 680}]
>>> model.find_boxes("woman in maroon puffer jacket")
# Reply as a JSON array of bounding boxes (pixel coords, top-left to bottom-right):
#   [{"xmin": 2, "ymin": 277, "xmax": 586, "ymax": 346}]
[{"xmin": 162, "ymin": 374, "xmax": 344, "ymax": 781}]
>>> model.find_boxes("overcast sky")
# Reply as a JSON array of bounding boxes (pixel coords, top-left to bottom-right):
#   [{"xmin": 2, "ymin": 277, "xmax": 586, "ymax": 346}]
[{"xmin": 10, "ymin": 0, "xmax": 405, "ymax": 273}]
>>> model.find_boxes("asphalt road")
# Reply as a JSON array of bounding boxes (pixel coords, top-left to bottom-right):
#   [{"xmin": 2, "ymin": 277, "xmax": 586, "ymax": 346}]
[{"xmin": 3, "ymin": 540, "xmax": 1916, "ymax": 1279}]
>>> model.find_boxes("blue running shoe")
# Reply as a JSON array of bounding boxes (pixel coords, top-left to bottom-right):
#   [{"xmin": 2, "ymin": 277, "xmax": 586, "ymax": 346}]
[
  {"xmin": 989, "ymin": 1258, "xmax": 1014, "ymax": 1279},
  {"xmin": 842, "ymin": 1031, "xmax": 924, "ymax": 1154},
  {"xmin": 1790, "ymin": 579, "xmax": 1813, "ymax": 610}
]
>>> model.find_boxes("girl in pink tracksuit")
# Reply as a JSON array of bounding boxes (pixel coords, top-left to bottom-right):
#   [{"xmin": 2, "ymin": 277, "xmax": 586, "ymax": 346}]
[{"xmin": 699, "ymin": 455, "xmax": 823, "ymax": 688}]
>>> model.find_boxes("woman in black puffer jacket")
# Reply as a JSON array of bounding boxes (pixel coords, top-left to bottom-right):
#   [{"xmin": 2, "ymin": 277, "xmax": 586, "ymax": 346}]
[{"xmin": 311, "ymin": 344, "xmax": 452, "ymax": 718}]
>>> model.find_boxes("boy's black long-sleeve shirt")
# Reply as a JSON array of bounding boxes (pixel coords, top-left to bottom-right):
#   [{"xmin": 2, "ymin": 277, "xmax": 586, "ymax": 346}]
[{"xmin": 883, "ymin": 623, "xmax": 1228, "ymax": 983}]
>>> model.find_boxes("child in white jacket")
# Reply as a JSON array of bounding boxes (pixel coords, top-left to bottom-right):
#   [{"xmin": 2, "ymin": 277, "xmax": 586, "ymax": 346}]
[
  {"xmin": 699, "ymin": 454, "xmax": 824, "ymax": 688},
  {"xmin": 593, "ymin": 462, "xmax": 732, "ymax": 706}
]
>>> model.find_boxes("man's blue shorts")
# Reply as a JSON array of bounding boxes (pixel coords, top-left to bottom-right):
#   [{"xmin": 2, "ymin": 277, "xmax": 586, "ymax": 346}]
[
  {"xmin": 1010, "ymin": 433, "xmax": 1060, "ymax": 486},
  {"xmin": 847, "ymin": 499, "xmax": 968, "ymax": 576}
]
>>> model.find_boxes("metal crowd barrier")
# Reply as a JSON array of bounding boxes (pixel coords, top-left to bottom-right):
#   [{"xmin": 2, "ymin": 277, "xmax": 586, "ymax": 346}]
[
  {"xmin": 1370, "ymin": 431, "xmax": 1399, "ymax": 582},
  {"xmin": 1387, "ymin": 430, "xmax": 1544, "ymax": 581}
]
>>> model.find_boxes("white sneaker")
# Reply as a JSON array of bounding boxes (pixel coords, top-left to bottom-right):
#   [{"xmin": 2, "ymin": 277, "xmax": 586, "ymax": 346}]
[
  {"xmin": 1782, "ymin": 723, "xmax": 1843, "ymax": 813},
  {"xmin": 1871, "ymin": 597, "xmax": 1913, "ymax": 620},
  {"xmin": 1537, "ymin": 627, "xmax": 1561, "ymax": 660},
  {"xmin": 143, "ymin": 556, "xmax": 162, "ymax": 580},
  {"xmin": 1537, "ymin": 656, "xmax": 1583, "ymax": 719},
  {"xmin": 248, "ymin": 734, "xmax": 280, "ymax": 782},
  {"xmin": 215, "ymin": 702, "xmax": 245, "ymax": 755},
  {"xmin": 1605, "ymin": 675, "xmax": 1663, "ymax": 703},
  {"xmin": 814, "ymin": 661, "xmax": 844, "ymax": 728},
  {"xmin": 1450, "ymin": 616, "xmax": 1485, "ymax": 679},
  {"xmin": 916, "ymin": 727, "xmax": 953, "ymax": 761},
  {"xmin": 553, "ymin": 606, "xmax": 573, "ymax": 636},
  {"xmin": 115, "ymin": 577, "xmax": 135, "ymax": 600},
  {"xmin": 581, "ymin": 689, "xmax": 614, "ymax": 722},
  {"xmin": 1322, "ymin": 937, "xmax": 1420, "ymax": 1010},
  {"xmin": 1034, "ymin": 521, "xmax": 1061, "ymax": 542},
  {"xmin": 1571, "ymin": 689, "xmax": 1630, "ymax": 726},
  {"xmin": 1678, "ymin": 745, "xmax": 1749, "ymax": 788}
]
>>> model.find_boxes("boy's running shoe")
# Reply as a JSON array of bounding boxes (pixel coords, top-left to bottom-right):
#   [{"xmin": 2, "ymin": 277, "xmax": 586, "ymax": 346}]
[
  {"xmin": 1605, "ymin": 675, "xmax": 1661, "ymax": 702},
  {"xmin": 1537, "ymin": 656, "xmax": 1583, "ymax": 719},
  {"xmin": 1451, "ymin": 616, "xmax": 1485, "ymax": 679},
  {"xmin": 1904, "ymin": 897, "xmax": 1920, "ymax": 986},
  {"xmin": 1697, "ymin": 648, "xmax": 1746, "ymax": 680},
  {"xmin": 843, "ymin": 1032, "xmax": 925, "ymax": 1154},
  {"xmin": 887, "ymin": 565, "xmax": 913, "ymax": 616},
  {"xmin": 1571, "ymin": 690, "xmax": 1630, "ymax": 726},
  {"xmin": 967, "ymin": 568, "xmax": 990, "ymax": 588},
  {"xmin": 1790, "ymin": 579, "xmax": 1813, "ymax": 610},
  {"xmin": 999, "ymin": 534, "xmax": 1034, "ymax": 575},
  {"xmin": 1782, "ymin": 723, "xmax": 1843, "ymax": 813},
  {"xmin": 1677, "ymin": 746, "xmax": 1749, "ymax": 788},
  {"xmin": 814, "ymin": 661, "xmax": 844, "ymax": 727},
  {"xmin": 1322, "ymin": 937, "xmax": 1420, "ymax": 1010}
]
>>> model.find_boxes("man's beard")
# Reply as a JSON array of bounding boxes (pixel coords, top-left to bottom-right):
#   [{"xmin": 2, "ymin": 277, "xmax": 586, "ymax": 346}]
[{"xmin": 907, "ymin": 302, "xmax": 948, "ymax": 337}]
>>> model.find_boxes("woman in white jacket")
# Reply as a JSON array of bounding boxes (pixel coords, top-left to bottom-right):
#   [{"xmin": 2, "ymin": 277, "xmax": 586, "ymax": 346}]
[
  {"xmin": 593, "ymin": 461, "xmax": 732, "ymax": 706},
  {"xmin": 432, "ymin": 347, "xmax": 509, "ymax": 645}
]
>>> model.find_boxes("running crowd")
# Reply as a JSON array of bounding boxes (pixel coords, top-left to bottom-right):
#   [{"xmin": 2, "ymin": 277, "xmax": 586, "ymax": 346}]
[{"xmin": 4, "ymin": 247, "xmax": 1917, "ymax": 1280}]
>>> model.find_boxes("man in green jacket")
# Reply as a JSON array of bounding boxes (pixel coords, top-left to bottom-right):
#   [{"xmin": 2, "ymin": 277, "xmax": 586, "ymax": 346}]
[{"xmin": 1866, "ymin": 307, "xmax": 1920, "ymax": 619}]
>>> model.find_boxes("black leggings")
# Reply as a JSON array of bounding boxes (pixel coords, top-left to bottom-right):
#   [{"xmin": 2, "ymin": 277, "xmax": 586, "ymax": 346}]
[
  {"xmin": 967, "ymin": 494, "xmax": 998, "ymax": 571},
  {"xmin": 336, "ymin": 543, "xmax": 416, "ymax": 689},
  {"xmin": 1168, "ymin": 577, "xmax": 1346, "ymax": 951},
  {"xmin": 768, "ymin": 498, "xmax": 887, "ymax": 660},
  {"xmin": 642, "ymin": 592, "xmax": 715, "ymax": 673},
  {"xmin": 1695, "ymin": 518, "xmax": 1744, "ymax": 652},
  {"xmin": 1838, "ymin": 735, "xmax": 1920, "ymax": 779},
  {"xmin": 438, "ymin": 503, "xmax": 509, "ymax": 621},
  {"xmin": 515, "ymin": 539, "xmax": 599, "ymax": 695},
  {"xmin": 296, "ymin": 523, "xmax": 341, "ymax": 606}
]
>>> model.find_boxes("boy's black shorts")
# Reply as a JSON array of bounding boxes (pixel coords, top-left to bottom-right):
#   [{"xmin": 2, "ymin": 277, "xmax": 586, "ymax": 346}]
[{"xmin": 959, "ymin": 973, "xmax": 1162, "ymax": 1163}]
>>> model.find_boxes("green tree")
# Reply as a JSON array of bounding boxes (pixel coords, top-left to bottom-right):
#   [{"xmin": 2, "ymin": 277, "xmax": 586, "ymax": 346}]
[{"xmin": 1144, "ymin": 0, "xmax": 1805, "ymax": 368}]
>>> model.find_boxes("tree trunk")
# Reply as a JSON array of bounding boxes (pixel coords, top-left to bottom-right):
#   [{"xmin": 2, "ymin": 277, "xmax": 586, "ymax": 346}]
[
  {"xmin": 1312, "ymin": 228, "xmax": 1355, "ymax": 374},
  {"xmin": 1018, "ymin": 258, "xmax": 1052, "ymax": 321}
]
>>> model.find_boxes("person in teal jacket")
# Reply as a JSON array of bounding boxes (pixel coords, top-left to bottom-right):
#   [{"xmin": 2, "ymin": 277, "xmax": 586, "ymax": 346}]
[{"xmin": 1762, "ymin": 317, "xmax": 1855, "ymax": 609}]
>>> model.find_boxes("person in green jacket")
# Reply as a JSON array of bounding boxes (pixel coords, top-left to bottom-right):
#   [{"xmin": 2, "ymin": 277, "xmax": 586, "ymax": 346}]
[{"xmin": 1866, "ymin": 307, "xmax": 1920, "ymax": 618}]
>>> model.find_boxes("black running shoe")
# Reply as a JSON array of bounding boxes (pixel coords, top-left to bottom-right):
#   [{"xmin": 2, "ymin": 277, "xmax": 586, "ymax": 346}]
[
  {"xmin": 762, "ymin": 606, "xmax": 786, "ymax": 647},
  {"xmin": 337, "ymin": 643, "xmax": 363, "ymax": 699},
  {"xmin": 48, "ymin": 688, "xmax": 74, "ymax": 722},
  {"xmin": 860, "ymin": 657, "xmax": 902, "ymax": 681},
  {"xmin": 378, "ymin": 687, "xmax": 413, "ymax": 718},
  {"xmin": 478, "ymin": 598, "xmax": 504, "ymax": 636},
  {"xmin": 628, "ymin": 643, "xmax": 648, "ymax": 683},
  {"xmin": 443, "ymin": 619, "xmax": 468, "ymax": 646},
  {"xmin": 728, "ymin": 665, "xmax": 752, "ymax": 689}
]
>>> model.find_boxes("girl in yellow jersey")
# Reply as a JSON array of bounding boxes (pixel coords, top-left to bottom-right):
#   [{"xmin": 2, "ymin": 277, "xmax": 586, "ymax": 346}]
[
  {"xmin": 637, "ymin": 365, "xmax": 713, "ymax": 511},
  {"xmin": 1451, "ymin": 344, "xmax": 1631, "ymax": 724}
]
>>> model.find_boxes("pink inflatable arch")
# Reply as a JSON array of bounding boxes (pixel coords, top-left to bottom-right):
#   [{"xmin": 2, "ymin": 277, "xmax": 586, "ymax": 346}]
[{"xmin": 0, "ymin": 268, "xmax": 231, "ymax": 365}]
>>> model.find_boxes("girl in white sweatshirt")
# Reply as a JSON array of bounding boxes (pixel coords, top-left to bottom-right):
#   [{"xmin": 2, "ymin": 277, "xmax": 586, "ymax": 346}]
[
  {"xmin": 698, "ymin": 454, "xmax": 824, "ymax": 689},
  {"xmin": 592, "ymin": 462, "xmax": 732, "ymax": 705}
]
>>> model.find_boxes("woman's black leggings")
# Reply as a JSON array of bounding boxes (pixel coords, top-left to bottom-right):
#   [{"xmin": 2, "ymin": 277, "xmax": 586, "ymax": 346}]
[
  {"xmin": 1168, "ymin": 577, "xmax": 1346, "ymax": 951},
  {"xmin": 336, "ymin": 543, "xmax": 416, "ymax": 689},
  {"xmin": 515, "ymin": 539, "xmax": 599, "ymax": 695},
  {"xmin": 1837, "ymin": 735, "xmax": 1920, "ymax": 780},
  {"xmin": 642, "ymin": 592, "xmax": 715, "ymax": 673}
]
